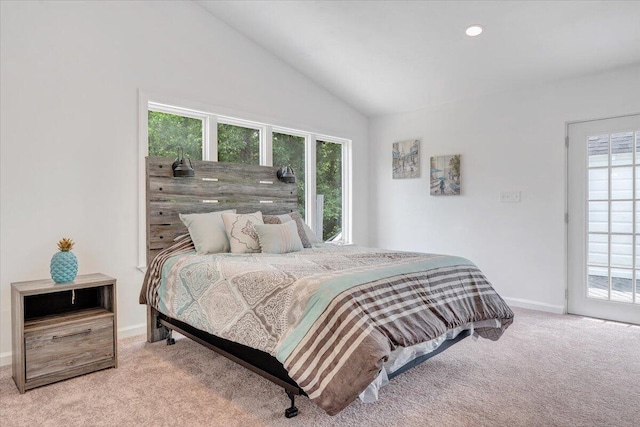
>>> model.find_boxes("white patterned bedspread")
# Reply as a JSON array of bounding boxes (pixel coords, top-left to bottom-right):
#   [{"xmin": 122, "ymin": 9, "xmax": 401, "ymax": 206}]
[
  {"xmin": 147, "ymin": 242, "xmax": 513, "ymax": 414},
  {"xmin": 155, "ymin": 244, "xmax": 428, "ymax": 354}
]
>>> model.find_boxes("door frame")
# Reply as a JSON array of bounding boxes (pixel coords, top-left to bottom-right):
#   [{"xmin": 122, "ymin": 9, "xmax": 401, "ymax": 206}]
[{"xmin": 564, "ymin": 112, "xmax": 640, "ymax": 320}]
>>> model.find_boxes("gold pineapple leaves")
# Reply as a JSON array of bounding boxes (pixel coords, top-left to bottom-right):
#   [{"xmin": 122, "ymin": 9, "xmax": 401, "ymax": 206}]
[{"xmin": 57, "ymin": 238, "xmax": 75, "ymax": 252}]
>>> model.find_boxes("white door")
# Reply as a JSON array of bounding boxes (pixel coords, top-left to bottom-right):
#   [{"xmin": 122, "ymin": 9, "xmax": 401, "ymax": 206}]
[{"xmin": 568, "ymin": 114, "xmax": 640, "ymax": 325}]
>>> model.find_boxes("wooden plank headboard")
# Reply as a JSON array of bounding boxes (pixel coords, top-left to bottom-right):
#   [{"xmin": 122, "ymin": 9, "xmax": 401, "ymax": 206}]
[{"xmin": 146, "ymin": 156, "xmax": 298, "ymax": 264}]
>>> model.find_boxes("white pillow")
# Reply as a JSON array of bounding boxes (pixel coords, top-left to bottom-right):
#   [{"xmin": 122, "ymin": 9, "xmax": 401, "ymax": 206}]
[
  {"xmin": 254, "ymin": 221, "xmax": 304, "ymax": 254},
  {"xmin": 179, "ymin": 210, "xmax": 235, "ymax": 254},
  {"xmin": 222, "ymin": 211, "xmax": 264, "ymax": 254}
]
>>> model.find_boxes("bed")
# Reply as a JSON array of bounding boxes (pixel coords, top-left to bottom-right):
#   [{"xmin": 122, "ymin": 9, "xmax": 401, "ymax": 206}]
[{"xmin": 140, "ymin": 156, "xmax": 514, "ymax": 417}]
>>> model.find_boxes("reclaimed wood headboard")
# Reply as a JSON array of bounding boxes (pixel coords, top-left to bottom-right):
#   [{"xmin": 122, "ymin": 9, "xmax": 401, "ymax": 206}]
[{"xmin": 146, "ymin": 156, "xmax": 297, "ymax": 265}]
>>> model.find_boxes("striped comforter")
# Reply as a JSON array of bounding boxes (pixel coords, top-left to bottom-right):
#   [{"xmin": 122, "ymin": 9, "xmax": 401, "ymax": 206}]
[{"xmin": 140, "ymin": 237, "xmax": 513, "ymax": 415}]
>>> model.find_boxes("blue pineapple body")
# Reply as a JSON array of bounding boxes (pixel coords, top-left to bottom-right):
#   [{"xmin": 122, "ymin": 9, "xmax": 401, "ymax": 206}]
[{"xmin": 50, "ymin": 251, "xmax": 78, "ymax": 283}]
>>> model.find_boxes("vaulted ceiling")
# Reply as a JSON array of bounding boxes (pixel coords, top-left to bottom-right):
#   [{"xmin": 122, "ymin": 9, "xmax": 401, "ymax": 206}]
[{"xmin": 198, "ymin": 1, "xmax": 640, "ymax": 117}]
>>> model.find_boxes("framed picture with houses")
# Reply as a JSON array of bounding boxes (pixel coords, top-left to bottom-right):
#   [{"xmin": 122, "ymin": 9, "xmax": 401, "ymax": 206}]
[{"xmin": 392, "ymin": 140, "xmax": 420, "ymax": 179}]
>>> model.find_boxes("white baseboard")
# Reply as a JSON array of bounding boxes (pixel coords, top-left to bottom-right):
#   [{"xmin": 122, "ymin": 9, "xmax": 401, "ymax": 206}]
[
  {"xmin": 1, "ymin": 300, "xmax": 565, "ymax": 368},
  {"xmin": 503, "ymin": 296, "xmax": 566, "ymax": 315},
  {"xmin": 117, "ymin": 323, "xmax": 146, "ymax": 339},
  {"xmin": 0, "ymin": 351, "xmax": 11, "ymax": 368},
  {"xmin": 0, "ymin": 323, "xmax": 147, "ymax": 368}
]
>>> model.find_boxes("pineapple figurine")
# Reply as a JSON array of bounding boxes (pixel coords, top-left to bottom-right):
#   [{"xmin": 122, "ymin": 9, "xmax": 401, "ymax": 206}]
[{"xmin": 50, "ymin": 238, "xmax": 78, "ymax": 283}]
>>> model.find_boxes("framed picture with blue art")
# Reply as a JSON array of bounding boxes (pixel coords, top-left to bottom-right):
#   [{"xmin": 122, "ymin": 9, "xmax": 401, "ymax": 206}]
[
  {"xmin": 392, "ymin": 140, "xmax": 420, "ymax": 179},
  {"xmin": 430, "ymin": 154, "xmax": 461, "ymax": 195}
]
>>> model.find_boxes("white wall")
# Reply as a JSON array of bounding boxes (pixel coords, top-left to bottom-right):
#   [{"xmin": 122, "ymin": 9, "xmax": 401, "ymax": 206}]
[
  {"xmin": 369, "ymin": 65, "xmax": 640, "ymax": 313},
  {"xmin": 0, "ymin": 1, "xmax": 368, "ymax": 364}
]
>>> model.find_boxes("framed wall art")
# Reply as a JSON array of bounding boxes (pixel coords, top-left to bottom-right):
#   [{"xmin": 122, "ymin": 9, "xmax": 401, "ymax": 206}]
[
  {"xmin": 430, "ymin": 154, "xmax": 461, "ymax": 195},
  {"xmin": 392, "ymin": 139, "xmax": 420, "ymax": 179}
]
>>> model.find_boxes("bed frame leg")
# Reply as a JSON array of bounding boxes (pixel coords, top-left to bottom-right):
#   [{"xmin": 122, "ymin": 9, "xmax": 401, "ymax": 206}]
[
  {"xmin": 284, "ymin": 389, "xmax": 299, "ymax": 418},
  {"xmin": 147, "ymin": 306, "xmax": 169, "ymax": 343},
  {"xmin": 166, "ymin": 329, "xmax": 176, "ymax": 346}
]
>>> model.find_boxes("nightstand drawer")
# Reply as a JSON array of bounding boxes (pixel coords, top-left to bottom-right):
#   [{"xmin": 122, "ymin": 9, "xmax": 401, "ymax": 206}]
[{"xmin": 25, "ymin": 316, "xmax": 114, "ymax": 380}]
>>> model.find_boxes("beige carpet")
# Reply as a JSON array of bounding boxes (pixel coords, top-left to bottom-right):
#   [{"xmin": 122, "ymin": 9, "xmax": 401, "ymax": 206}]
[{"xmin": 1, "ymin": 307, "xmax": 639, "ymax": 427}]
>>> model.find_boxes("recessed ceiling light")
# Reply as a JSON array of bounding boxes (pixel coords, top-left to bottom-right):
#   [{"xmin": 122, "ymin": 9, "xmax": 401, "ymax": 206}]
[{"xmin": 465, "ymin": 25, "xmax": 483, "ymax": 37}]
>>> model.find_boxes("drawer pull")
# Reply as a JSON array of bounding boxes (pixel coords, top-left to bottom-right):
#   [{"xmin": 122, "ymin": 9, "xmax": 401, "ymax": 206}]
[{"xmin": 52, "ymin": 329, "xmax": 92, "ymax": 340}]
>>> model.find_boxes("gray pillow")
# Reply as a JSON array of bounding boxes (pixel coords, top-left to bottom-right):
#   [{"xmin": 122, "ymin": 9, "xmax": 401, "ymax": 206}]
[
  {"xmin": 254, "ymin": 221, "xmax": 304, "ymax": 254},
  {"xmin": 263, "ymin": 211, "xmax": 319, "ymax": 247},
  {"xmin": 179, "ymin": 209, "xmax": 236, "ymax": 254},
  {"xmin": 297, "ymin": 213, "xmax": 323, "ymax": 244}
]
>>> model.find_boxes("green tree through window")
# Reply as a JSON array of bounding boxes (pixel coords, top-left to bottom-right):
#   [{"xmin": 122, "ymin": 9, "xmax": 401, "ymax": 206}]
[
  {"xmin": 148, "ymin": 111, "xmax": 203, "ymax": 160},
  {"xmin": 218, "ymin": 123, "xmax": 259, "ymax": 164},
  {"xmin": 317, "ymin": 140, "xmax": 342, "ymax": 240},
  {"xmin": 273, "ymin": 132, "xmax": 306, "ymax": 218}
]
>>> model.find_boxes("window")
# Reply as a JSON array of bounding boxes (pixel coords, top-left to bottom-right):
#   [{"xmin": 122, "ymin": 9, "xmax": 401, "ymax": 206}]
[
  {"xmin": 273, "ymin": 132, "xmax": 306, "ymax": 217},
  {"xmin": 148, "ymin": 110, "xmax": 204, "ymax": 160},
  {"xmin": 316, "ymin": 140, "xmax": 343, "ymax": 241},
  {"xmin": 139, "ymin": 95, "xmax": 351, "ymax": 267},
  {"xmin": 218, "ymin": 122, "xmax": 260, "ymax": 165},
  {"xmin": 587, "ymin": 131, "xmax": 639, "ymax": 303}
]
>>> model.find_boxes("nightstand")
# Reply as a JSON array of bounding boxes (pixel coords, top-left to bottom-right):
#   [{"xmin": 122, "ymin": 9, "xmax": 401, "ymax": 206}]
[{"xmin": 11, "ymin": 273, "xmax": 117, "ymax": 393}]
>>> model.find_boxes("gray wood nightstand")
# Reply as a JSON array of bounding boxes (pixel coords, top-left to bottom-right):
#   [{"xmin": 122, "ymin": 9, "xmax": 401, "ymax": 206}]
[{"xmin": 11, "ymin": 273, "xmax": 118, "ymax": 393}]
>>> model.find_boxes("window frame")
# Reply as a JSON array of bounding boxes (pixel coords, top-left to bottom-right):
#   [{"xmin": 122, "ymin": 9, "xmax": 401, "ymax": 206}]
[
  {"xmin": 272, "ymin": 127, "xmax": 311, "ymax": 229},
  {"xmin": 138, "ymin": 92, "xmax": 352, "ymax": 269},
  {"xmin": 585, "ymin": 130, "xmax": 639, "ymax": 304},
  {"xmin": 313, "ymin": 137, "xmax": 351, "ymax": 242}
]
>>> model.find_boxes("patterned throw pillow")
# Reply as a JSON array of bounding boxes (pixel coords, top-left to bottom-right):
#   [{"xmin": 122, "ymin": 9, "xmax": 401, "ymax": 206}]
[
  {"xmin": 263, "ymin": 212, "xmax": 314, "ymax": 248},
  {"xmin": 254, "ymin": 221, "xmax": 304, "ymax": 254},
  {"xmin": 222, "ymin": 211, "xmax": 264, "ymax": 254}
]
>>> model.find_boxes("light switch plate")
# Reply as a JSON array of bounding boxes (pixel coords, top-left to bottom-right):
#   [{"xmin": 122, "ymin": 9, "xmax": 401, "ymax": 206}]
[{"xmin": 500, "ymin": 191, "xmax": 521, "ymax": 203}]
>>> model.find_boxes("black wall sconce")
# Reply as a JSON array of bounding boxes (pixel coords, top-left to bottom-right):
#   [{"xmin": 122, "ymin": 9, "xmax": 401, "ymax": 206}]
[
  {"xmin": 172, "ymin": 147, "xmax": 195, "ymax": 177},
  {"xmin": 277, "ymin": 166, "xmax": 296, "ymax": 183}
]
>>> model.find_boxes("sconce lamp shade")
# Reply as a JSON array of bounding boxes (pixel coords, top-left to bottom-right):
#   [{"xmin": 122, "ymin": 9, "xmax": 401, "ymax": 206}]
[
  {"xmin": 277, "ymin": 166, "xmax": 296, "ymax": 183},
  {"xmin": 172, "ymin": 147, "xmax": 195, "ymax": 177}
]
